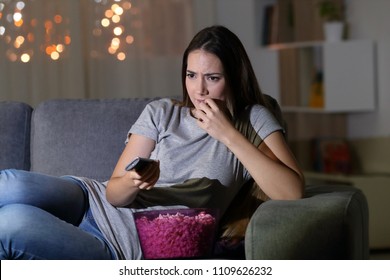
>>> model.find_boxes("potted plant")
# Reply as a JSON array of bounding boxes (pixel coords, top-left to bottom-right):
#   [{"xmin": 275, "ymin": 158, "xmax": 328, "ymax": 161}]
[{"xmin": 317, "ymin": 0, "xmax": 345, "ymax": 42}]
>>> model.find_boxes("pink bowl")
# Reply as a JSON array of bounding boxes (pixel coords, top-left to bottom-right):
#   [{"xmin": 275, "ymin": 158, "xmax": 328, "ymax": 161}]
[{"xmin": 134, "ymin": 208, "xmax": 219, "ymax": 259}]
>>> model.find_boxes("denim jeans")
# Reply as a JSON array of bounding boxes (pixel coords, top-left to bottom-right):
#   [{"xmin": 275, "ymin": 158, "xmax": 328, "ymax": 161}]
[{"xmin": 0, "ymin": 169, "xmax": 115, "ymax": 260}]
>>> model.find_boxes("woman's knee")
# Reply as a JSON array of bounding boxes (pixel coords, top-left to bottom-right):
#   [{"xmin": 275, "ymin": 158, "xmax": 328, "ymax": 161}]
[
  {"xmin": 0, "ymin": 170, "xmax": 87, "ymax": 224},
  {"xmin": 0, "ymin": 204, "xmax": 39, "ymax": 236},
  {"xmin": 0, "ymin": 169, "xmax": 44, "ymax": 207},
  {"xmin": 0, "ymin": 169, "xmax": 28, "ymax": 187},
  {"xmin": 0, "ymin": 169, "xmax": 40, "ymax": 200}
]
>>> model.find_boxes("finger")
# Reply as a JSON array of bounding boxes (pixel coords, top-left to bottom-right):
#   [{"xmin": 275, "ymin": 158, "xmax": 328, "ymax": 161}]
[
  {"xmin": 192, "ymin": 108, "xmax": 206, "ymax": 122},
  {"xmin": 131, "ymin": 175, "xmax": 154, "ymax": 189},
  {"xmin": 198, "ymin": 101, "xmax": 213, "ymax": 114},
  {"xmin": 127, "ymin": 170, "xmax": 142, "ymax": 180},
  {"xmin": 138, "ymin": 182, "xmax": 151, "ymax": 190},
  {"xmin": 207, "ymin": 99, "xmax": 230, "ymax": 115},
  {"xmin": 204, "ymin": 98, "xmax": 218, "ymax": 110},
  {"xmin": 132, "ymin": 179, "xmax": 144, "ymax": 188},
  {"xmin": 138, "ymin": 175, "xmax": 158, "ymax": 189}
]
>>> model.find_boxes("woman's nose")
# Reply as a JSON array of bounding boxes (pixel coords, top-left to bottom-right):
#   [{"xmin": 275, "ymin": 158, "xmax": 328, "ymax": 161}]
[{"xmin": 195, "ymin": 78, "xmax": 208, "ymax": 95}]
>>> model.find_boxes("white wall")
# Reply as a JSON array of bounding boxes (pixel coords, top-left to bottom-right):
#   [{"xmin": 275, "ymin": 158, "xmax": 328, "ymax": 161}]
[
  {"xmin": 214, "ymin": 0, "xmax": 390, "ymax": 139},
  {"xmin": 345, "ymin": 0, "xmax": 390, "ymax": 139}
]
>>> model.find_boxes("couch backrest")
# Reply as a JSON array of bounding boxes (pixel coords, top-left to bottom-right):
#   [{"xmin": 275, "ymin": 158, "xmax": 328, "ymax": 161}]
[
  {"xmin": 0, "ymin": 101, "xmax": 32, "ymax": 170},
  {"xmin": 30, "ymin": 98, "xmax": 157, "ymax": 181}
]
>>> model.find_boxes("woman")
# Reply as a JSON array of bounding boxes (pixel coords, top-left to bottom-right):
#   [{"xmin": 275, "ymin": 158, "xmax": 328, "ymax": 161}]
[{"xmin": 0, "ymin": 25, "xmax": 304, "ymax": 260}]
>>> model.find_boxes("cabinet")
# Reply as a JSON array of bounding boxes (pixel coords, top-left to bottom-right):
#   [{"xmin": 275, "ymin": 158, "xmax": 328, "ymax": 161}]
[
  {"xmin": 265, "ymin": 40, "xmax": 376, "ymax": 113},
  {"xmin": 256, "ymin": 0, "xmax": 377, "ymax": 171},
  {"xmin": 257, "ymin": 0, "xmax": 375, "ymax": 113}
]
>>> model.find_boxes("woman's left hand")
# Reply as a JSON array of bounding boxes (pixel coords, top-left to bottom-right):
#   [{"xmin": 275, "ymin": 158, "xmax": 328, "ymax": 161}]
[
  {"xmin": 193, "ymin": 98, "xmax": 304, "ymax": 200},
  {"xmin": 192, "ymin": 98, "xmax": 234, "ymax": 143}
]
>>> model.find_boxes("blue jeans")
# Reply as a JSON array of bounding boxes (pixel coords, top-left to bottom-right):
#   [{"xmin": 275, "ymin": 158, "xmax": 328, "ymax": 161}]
[{"xmin": 0, "ymin": 169, "xmax": 115, "ymax": 260}]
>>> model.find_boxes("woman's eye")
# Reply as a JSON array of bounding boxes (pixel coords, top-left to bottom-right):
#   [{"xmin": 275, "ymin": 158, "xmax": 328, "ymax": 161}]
[
  {"xmin": 208, "ymin": 76, "xmax": 220, "ymax": 82},
  {"xmin": 186, "ymin": 73, "xmax": 195, "ymax": 79}
]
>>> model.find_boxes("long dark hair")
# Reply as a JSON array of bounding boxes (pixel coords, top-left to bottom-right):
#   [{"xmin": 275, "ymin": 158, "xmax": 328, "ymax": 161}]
[
  {"xmin": 181, "ymin": 25, "xmax": 266, "ymax": 118},
  {"xmin": 181, "ymin": 26, "xmax": 286, "ymax": 242}
]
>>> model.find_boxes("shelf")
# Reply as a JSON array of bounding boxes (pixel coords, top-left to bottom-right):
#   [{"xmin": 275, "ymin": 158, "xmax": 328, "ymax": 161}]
[
  {"xmin": 259, "ymin": 0, "xmax": 329, "ymax": 46},
  {"xmin": 266, "ymin": 40, "xmax": 376, "ymax": 113},
  {"xmin": 265, "ymin": 40, "xmax": 324, "ymax": 51}
]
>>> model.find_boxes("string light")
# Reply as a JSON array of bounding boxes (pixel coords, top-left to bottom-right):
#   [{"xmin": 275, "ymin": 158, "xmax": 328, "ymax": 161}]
[
  {"xmin": 92, "ymin": 0, "xmax": 135, "ymax": 61},
  {"xmin": 1, "ymin": 0, "xmax": 135, "ymax": 62},
  {"xmin": 41, "ymin": 0, "xmax": 71, "ymax": 61},
  {"xmin": 0, "ymin": 0, "xmax": 71, "ymax": 62},
  {"xmin": 0, "ymin": 0, "xmax": 34, "ymax": 62}
]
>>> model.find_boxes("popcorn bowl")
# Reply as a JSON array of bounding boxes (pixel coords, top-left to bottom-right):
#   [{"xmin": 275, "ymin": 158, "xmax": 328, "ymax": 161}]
[{"xmin": 134, "ymin": 208, "xmax": 219, "ymax": 259}]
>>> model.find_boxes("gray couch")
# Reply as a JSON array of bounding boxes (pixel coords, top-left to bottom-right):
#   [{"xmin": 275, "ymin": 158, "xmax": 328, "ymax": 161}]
[{"xmin": 0, "ymin": 98, "xmax": 369, "ymax": 259}]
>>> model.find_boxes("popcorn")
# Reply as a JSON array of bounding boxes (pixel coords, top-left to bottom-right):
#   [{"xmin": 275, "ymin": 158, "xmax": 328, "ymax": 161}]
[{"xmin": 134, "ymin": 209, "xmax": 217, "ymax": 259}]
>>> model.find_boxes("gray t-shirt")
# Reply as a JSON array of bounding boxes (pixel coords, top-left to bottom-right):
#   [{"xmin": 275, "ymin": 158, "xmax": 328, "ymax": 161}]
[
  {"xmin": 129, "ymin": 98, "xmax": 281, "ymax": 195},
  {"xmin": 76, "ymin": 98, "xmax": 282, "ymax": 260}
]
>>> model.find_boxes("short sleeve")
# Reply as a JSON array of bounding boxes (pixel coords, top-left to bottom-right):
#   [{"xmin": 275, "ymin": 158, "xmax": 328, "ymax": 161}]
[
  {"xmin": 250, "ymin": 105, "xmax": 284, "ymax": 141},
  {"xmin": 125, "ymin": 100, "xmax": 161, "ymax": 144}
]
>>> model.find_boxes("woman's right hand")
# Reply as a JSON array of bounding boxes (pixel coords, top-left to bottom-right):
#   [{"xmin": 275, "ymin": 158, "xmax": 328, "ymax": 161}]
[
  {"xmin": 106, "ymin": 134, "xmax": 157, "ymax": 207},
  {"xmin": 126, "ymin": 160, "xmax": 160, "ymax": 190}
]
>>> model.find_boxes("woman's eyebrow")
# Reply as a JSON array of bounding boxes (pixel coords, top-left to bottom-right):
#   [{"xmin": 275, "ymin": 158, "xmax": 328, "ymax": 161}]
[
  {"xmin": 205, "ymin": 72, "xmax": 223, "ymax": 76},
  {"xmin": 186, "ymin": 70, "xmax": 223, "ymax": 76}
]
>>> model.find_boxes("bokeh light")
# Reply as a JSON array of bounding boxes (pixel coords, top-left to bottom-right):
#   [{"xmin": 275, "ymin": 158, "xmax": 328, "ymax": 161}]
[
  {"xmin": 92, "ymin": 0, "xmax": 135, "ymax": 61},
  {"xmin": 0, "ymin": 0, "xmax": 71, "ymax": 62}
]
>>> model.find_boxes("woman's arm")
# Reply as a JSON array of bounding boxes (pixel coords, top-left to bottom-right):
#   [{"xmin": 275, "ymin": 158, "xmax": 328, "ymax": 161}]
[
  {"xmin": 223, "ymin": 129, "xmax": 304, "ymax": 200},
  {"xmin": 193, "ymin": 99, "xmax": 304, "ymax": 200},
  {"xmin": 106, "ymin": 134, "xmax": 159, "ymax": 207}
]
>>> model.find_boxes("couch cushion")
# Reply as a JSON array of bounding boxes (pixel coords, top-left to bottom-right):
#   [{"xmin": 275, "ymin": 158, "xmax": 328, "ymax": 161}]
[
  {"xmin": 0, "ymin": 101, "xmax": 32, "ymax": 170},
  {"xmin": 31, "ymin": 98, "xmax": 157, "ymax": 181}
]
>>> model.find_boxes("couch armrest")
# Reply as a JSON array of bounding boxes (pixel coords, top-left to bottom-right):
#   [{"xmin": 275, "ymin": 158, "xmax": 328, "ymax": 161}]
[{"xmin": 245, "ymin": 185, "xmax": 369, "ymax": 259}]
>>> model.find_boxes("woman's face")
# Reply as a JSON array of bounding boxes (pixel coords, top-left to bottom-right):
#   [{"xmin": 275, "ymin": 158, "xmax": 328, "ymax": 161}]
[{"xmin": 185, "ymin": 50, "xmax": 231, "ymax": 110}]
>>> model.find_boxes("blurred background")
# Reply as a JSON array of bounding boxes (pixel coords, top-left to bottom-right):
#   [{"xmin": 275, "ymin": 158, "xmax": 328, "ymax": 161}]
[{"xmin": 1, "ymin": 0, "xmax": 389, "ymax": 255}]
